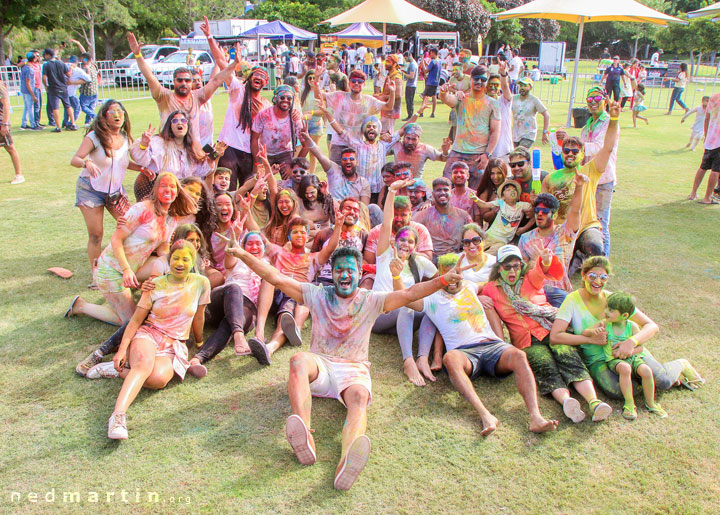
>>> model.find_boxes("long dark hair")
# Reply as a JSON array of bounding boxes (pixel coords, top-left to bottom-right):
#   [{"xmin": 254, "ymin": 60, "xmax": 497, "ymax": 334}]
[
  {"xmin": 238, "ymin": 68, "xmax": 267, "ymax": 132},
  {"xmin": 476, "ymin": 158, "xmax": 509, "ymax": 198},
  {"xmin": 264, "ymin": 188, "xmax": 300, "ymax": 244},
  {"xmin": 87, "ymin": 99, "xmax": 132, "ymax": 155},
  {"xmin": 298, "ymin": 174, "xmax": 334, "ymax": 224},
  {"xmin": 395, "ymin": 225, "xmax": 421, "ymax": 284},
  {"xmin": 180, "ymin": 176, "xmax": 217, "ymax": 251},
  {"xmin": 300, "ymin": 70, "xmax": 315, "ymax": 105},
  {"xmin": 159, "ymin": 109, "xmax": 202, "ymax": 162},
  {"xmin": 172, "ymin": 223, "xmax": 208, "ymax": 273}
]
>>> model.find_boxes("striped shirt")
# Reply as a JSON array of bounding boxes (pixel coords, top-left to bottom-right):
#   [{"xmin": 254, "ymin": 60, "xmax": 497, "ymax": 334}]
[{"xmin": 345, "ymin": 133, "xmax": 399, "ymax": 193}]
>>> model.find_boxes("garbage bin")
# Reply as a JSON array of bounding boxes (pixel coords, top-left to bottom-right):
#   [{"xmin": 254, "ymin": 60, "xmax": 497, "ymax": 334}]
[{"xmin": 572, "ymin": 107, "xmax": 591, "ymax": 129}]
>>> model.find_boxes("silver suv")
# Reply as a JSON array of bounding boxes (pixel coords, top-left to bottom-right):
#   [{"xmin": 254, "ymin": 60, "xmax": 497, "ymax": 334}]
[
  {"xmin": 152, "ymin": 51, "xmax": 215, "ymax": 87},
  {"xmin": 114, "ymin": 45, "xmax": 179, "ymax": 85}
]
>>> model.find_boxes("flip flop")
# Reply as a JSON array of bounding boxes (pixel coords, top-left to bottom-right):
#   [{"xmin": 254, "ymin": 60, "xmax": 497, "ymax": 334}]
[
  {"xmin": 279, "ymin": 312, "xmax": 303, "ymax": 347},
  {"xmin": 334, "ymin": 435, "xmax": 371, "ymax": 491},
  {"xmin": 47, "ymin": 267, "xmax": 73, "ymax": 279},
  {"xmin": 285, "ymin": 414, "xmax": 316, "ymax": 465},
  {"xmin": 187, "ymin": 363, "xmax": 207, "ymax": 379},
  {"xmin": 645, "ymin": 402, "xmax": 668, "ymax": 419},
  {"xmin": 64, "ymin": 295, "xmax": 80, "ymax": 318},
  {"xmin": 680, "ymin": 377, "xmax": 705, "ymax": 391},
  {"xmin": 248, "ymin": 337, "xmax": 272, "ymax": 366},
  {"xmin": 622, "ymin": 404, "xmax": 637, "ymax": 421},
  {"xmin": 697, "ymin": 199, "xmax": 720, "ymax": 205}
]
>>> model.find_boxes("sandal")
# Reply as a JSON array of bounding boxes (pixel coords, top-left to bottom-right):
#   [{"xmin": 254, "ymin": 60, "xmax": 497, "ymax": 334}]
[
  {"xmin": 680, "ymin": 377, "xmax": 705, "ymax": 391},
  {"xmin": 64, "ymin": 295, "xmax": 80, "ymax": 318},
  {"xmin": 645, "ymin": 402, "xmax": 668, "ymax": 418},
  {"xmin": 622, "ymin": 404, "xmax": 637, "ymax": 421}
]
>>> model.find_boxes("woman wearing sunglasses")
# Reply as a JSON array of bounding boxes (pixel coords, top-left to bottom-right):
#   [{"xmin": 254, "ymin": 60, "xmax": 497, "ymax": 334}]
[
  {"xmin": 550, "ymin": 256, "xmax": 690, "ymax": 401},
  {"xmin": 130, "ymin": 110, "xmax": 220, "ymax": 201}
]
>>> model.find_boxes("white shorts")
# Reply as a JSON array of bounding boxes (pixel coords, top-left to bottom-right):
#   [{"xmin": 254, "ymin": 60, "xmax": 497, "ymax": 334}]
[{"xmin": 310, "ymin": 354, "xmax": 372, "ymax": 407}]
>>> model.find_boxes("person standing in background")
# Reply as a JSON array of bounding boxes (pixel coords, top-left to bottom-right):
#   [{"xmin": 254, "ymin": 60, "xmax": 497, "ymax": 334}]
[{"xmin": 401, "ymin": 52, "xmax": 418, "ymax": 121}]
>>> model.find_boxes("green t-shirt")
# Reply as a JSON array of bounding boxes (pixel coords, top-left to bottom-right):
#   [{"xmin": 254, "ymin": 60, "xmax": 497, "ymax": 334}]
[
  {"xmin": 556, "ymin": 289, "xmax": 607, "ymax": 368},
  {"xmin": 603, "ymin": 320, "xmax": 646, "ymax": 363}
]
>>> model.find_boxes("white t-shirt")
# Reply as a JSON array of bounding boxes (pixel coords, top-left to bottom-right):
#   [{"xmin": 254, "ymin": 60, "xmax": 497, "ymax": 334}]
[
  {"xmin": 508, "ymin": 56, "xmax": 523, "ymax": 81},
  {"xmin": 422, "ymin": 283, "xmax": 500, "ymax": 351},
  {"xmin": 492, "ymin": 94, "xmax": 513, "ymax": 158},
  {"xmin": 650, "ymin": 52, "xmax": 660, "ymax": 66},
  {"xmin": 373, "ymin": 247, "xmax": 436, "ymax": 293},
  {"xmin": 460, "ymin": 254, "xmax": 496, "ymax": 285},
  {"xmin": 79, "ymin": 131, "xmax": 129, "ymax": 194}
]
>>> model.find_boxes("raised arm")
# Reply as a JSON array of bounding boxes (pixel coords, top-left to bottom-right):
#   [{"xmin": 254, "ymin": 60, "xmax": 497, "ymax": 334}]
[
  {"xmin": 498, "ymin": 61, "xmax": 512, "ymax": 101},
  {"xmin": 385, "ymin": 260, "xmax": 470, "ymax": 312},
  {"xmin": 439, "ymin": 84, "xmax": 459, "ymax": 108},
  {"xmin": 199, "ymin": 16, "xmax": 228, "ymax": 70},
  {"xmin": 298, "ymin": 126, "xmax": 335, "ymax": 172},
  {"xmin": 316, "ymin": 208, "xmax": 347, "ymax": 264},
  {"xmin": 127, "ymin": 32, "xmax": 162, "ymax": 97},
  {"xmin": 591, "ymin": 101, "xmax": 620, "ymax": 175},
  {"xmin": 377, "ymin": 179, "xmax": 414, "ymax": 256},
  {"xmin": 198, "ymin": 42, "xmax": 242, "ymax": 102},
  {"xmin": 218, "ymin": 233, "xmax": 304, "ymax": 302},
  {"xmin": 565, "ymin": 172, "xmax": 588, "ymax": 233}
]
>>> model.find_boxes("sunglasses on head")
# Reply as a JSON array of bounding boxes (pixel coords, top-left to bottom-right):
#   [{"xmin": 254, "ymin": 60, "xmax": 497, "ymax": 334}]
[
  {"xmin": 350, "ymin": 78, "xmax": 365, "ymax": 84},
  {"xmin": 562, "ymin": 147, "xmax": 581, "ymax": 155},
  {"xmin": 534, "ymin": 207, "xmax": 552, "ymax": 215},
  {"xmin": 171, "ymin": 118, "xmax": 188, "ymax": 125},
  {"xmin": 587, "ymin": 272, "xmax": 609, "ymax": 281},
  {"xmin": 509, "ymin": 160, "xmax": 526, "ymax": 168},
  {"xmin": 462, "ymin": 236, "xmax": 483, "ymax": 247},
  {"xmin": 586, "ymin": 95, "xmax": 604, "ymax": 104}
]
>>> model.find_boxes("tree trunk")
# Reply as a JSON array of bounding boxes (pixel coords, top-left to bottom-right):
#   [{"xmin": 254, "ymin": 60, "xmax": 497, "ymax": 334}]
[
  {"xmin": 89, "ymin": 20, "xmax": 96, "ymax": 62},
  {"xmin": 0, "ymin": 18, "xmax": 5, "ymax": 65},
  {"xmin": 633, "ymin": 36, "xmax": 639, "ymax": 59},
  {"xmin": 689, "ymin": 50, "xmax": 695, "ymax": 78}
]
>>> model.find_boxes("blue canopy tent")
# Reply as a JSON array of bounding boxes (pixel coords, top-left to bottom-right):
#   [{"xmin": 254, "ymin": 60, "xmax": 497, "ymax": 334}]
[
  {"xmin": 238, "ymin": 20, "xmax": 317, "ymax": 41},
  {"xmin": 327, "ymin": 22, "xmax": 397, "ymax": 49}
]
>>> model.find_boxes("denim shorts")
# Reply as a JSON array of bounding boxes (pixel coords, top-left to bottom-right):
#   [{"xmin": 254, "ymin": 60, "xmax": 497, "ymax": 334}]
[
  {"xmin": 75, "ymin": 176, "xmax": 124, "ymax": 209},
  {"xmin": 456, "ymin": 340, "xmax": 513, "ymax": 380}
]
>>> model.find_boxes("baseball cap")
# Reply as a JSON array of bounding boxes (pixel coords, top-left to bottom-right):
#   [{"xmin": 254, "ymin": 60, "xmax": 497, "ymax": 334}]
[
  {"xmin": 408, "ymin": 179, "xmax": 426, "ymax": 191},
  {"xmin": 497, "ymin": 245, "xmax": 523, "ymax": 263},
  {"xmin": 26, "ymin": 51, "xmax": 35, "ymax": 59},
  {"xmin": 517, "ymin": 77, "xmax": 533, "ymax": 86},
  {"xmin": 69, "ymin": 55, "xmax": 78, "ymax": 63}
]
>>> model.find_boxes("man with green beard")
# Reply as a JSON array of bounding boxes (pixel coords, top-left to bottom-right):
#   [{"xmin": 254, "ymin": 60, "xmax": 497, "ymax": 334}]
[
  {"xmin": 541, "ymin": 101, "xmax": 620, "ymax": 274},
  {"xmin": 511, "ymin": 77, "xmax": 550, "ymax": 149}
]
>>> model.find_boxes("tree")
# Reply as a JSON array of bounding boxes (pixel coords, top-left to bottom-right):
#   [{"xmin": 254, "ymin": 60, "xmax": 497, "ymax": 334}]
[
  {"xmin": 491, "ymin": 0, "xmax": 560, "ymax": 48},
  {"xmin": 247, "ymin": 0, "xmax": 358, "ymax": 34},
  {"xmin": 0, "ymin": 0, "xmax": 49, "ymax": 64},
  {"xmin": 410, "ymin": 0, "xmax": 492, "ymax": 45}
]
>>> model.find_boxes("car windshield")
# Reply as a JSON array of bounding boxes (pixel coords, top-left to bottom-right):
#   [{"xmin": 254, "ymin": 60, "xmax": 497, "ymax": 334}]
[
  {"xmin": 162, "ymin": 53, "xmax": 194, "ymax": 63},
  {"xmin": 123, "ymin": 47, "xmax": 156, "ymax": 59}
]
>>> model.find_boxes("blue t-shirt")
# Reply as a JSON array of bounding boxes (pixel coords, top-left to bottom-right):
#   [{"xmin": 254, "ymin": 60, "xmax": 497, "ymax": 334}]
[
  {"xmin": 20, "ymin": 65, "xmax": 35, "ymax": 95},
  {"xmin": 426, "ymin": 59, "xmax": 441, "ymax": 86},
  {"xmin": 604, "ymin": 65, "xmax": 624, "ymax": 86}
]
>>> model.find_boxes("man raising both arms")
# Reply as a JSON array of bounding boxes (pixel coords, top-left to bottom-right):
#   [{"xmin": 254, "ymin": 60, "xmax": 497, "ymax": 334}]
[
  {"xmin": 440, "ymin": 65, "xmax": 500, "ymax": 190},
  {"xmin": 224, "ymin": 241, "xmax": 465, "ymax": 490}
]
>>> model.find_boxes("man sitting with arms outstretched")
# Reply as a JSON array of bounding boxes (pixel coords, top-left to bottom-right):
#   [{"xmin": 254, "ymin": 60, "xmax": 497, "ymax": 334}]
[
  {"xmin": 222, "ymin": 243, "xmax": 465, "ymax": 490},
  {"xmin": 402, "ymin": 252, "xmax": 559, "ymax": 436}
]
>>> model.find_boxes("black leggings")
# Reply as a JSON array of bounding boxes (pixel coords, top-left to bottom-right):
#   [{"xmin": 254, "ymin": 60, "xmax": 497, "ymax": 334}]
[
  {"xmin": 195, "ymin": 283, "xmax": 256, "ymax": 363},
  {"xmin": 217, "ymin": 146, "xmax": 254, "ymax": 192},
  {"xmin": 96, "ymin": 283, "xmax": 254, "ymax": 363}
]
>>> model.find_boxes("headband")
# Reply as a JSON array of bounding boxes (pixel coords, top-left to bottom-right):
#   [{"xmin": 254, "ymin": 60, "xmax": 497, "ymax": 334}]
[{"xmin": 404, "ymin": 123, "xmax": 422, "ymax": 136}]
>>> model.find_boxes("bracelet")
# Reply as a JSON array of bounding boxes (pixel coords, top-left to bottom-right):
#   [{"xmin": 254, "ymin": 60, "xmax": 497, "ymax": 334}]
[
  {"xmin": 391, "ymin": 274, "xmax": 401, "ymax": 280},
  {"xmin": 439, "ymin": 276, "xmax": 449, "ymax": 286},
  {"xmin": 609, "ymin": 117, "xmax": 619, "ymax": 121},
  {"xmin": 139, "ymin": 143, "xmax": 148, "ymax": 150},
  {"xmin": 195, "ymin": 340, "xmax": 204, "ymax": 348},
  {"xmin": 254, "ymin": 162, "xmax": 261, "ymax": 166},
  {"xmin": 134, "ymin": 53, "xmax": 142, "ymax": 58},
  {"xmin": 629, "ymin": 336, "xmax": 640, "ymax": 347},
  {"xmin": 250, "ymin": 193, "xmax": 258, "ymax": 199}
]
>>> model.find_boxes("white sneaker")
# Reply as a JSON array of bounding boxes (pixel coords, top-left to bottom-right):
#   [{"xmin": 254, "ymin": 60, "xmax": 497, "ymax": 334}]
[
  {"xmin": 10, "ymin": 175, "xmax": 25, "ymax": 185},
  {"xmin": 108, "ymin": 412, "xmax": 128, "ymax": 440},
  {"xmin": 563, "ymin": 397, "xmax": 586, "ymax": 423},
  {"xmin": 87, "ymin": 361, "xmax": 120, "ymax": 379}
]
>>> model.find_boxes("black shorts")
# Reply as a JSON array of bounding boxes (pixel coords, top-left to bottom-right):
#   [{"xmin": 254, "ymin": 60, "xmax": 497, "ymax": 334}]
[
  {"xmin": 217, "ymin": 146, "xmax": 253, "ymax": 192},
  {"xmin": 0, "ymin": 132, "xmax": 13, "ymax": 147},
  {"xmin": 272, "ymin": 289, "xmax": 297, "ymax": 319},
  {"xmin": 422, "ymin": 84, "xmax": 438, "ymax": 97},
  {"xmin": 47, "ymin": 89, "xmax": 71, "ymax": 110},
  {"xmin": 700, "ymin": 147, "xmax": 720, "ymax": 172}
]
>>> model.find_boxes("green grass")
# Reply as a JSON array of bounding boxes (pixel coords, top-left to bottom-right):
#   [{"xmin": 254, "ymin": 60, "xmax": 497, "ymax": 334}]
[{"xmin": 1, "ymin": 88, "xmax": 719, "ymax": 514}]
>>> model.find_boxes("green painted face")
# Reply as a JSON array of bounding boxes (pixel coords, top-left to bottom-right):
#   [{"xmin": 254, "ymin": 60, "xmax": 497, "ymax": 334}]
[{"xmin": 332, "ymin": 255, "xmax": 360, "ymax": 297}]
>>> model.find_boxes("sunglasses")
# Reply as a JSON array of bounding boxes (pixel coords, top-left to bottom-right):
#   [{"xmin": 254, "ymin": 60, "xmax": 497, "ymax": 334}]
[
  {"xmin": 562, "ymin": 148, "xmax": 581, "ymax": 155},
  {"xmin": 395, "ymin": 171, "xmax": 411, "ymax": 178},
  {"xmin": 472, "ymin": 75, "xmax": 488, "ymax": 83},
  {"xmin": 350, "ymin": 78, "xmax": 365, "ymax": 84},
  {"xmin": 341, "ymin": 156, "xmax": 356, "ymax": 162},
  {"xmin": 175, "ymin": 78, "xmax": 192, "ymax": 83},
  {"xmin": 106, "ymin": 109, "xmax": 124, "ymax": 116},
  {"xmin": 171, "ymin": 118, "xmax": 188, "ymax": 125},
  {"xmin": 292, "ymin": 169, "xmax": 307, "ymax": 175},
  {"xmin": 509, "ymin": 160, "xmax": 526, "ymax": 168},
  {"xmin": 501, "ymin": 262, "xmax": 522, "ymax": 271},
  {"xmin": 277, "ymin": 95, "xmax": 293, "ymax": 101},
  {"xmin": 586, "ymin": 95, "xmax": 604, "ymax": 104},
  {"xmin": 587, "ymin": 272, "xmax": 609, "ymax": 281},
  {"xmin": 462, "ymin": 236, "xmax": 483, "ymax": 247},
  {"xmin": 534, "ymin": 207, "xmax": 552, "ymax": 215}
]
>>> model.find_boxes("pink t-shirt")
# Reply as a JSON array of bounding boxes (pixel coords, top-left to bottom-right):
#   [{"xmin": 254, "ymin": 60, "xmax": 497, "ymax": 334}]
[
  {"xmin": 225, "ymin": 257, "xmax": 264, "ymax": 304},
  {"xmin": 704, "ymin": 93, "xmax": 720, "ymax": 150},
  {"xmin": 218, "ymin": 77, "xmax": 271, "ymax": 153},
  {"xmin": 301, "ymin": 283, "xmax": 388, "ymax": 365},
  {"xmin": 96, "ymin": 201, "xmax": 177, "ymax": 273},
  {"xmin": 391, "ymin": 142, "xmax": 442, "ymax": 178},
  {"xmin": 325, "ymin": 91, "xmax": 385, "ymax": 146},
  {"xmin": 138, "ymin": 273, "xmax": 211, "ymax": 340},
  {"xmin": 251, "ymin": 106, "xmax": 302, "ymax": 156},
  {"xmin": 266, "ymin": 243, "xmax": 321, "ymax": 283},
  {"xmin": 412, "ymin": 206, "xmax": 472, "ymax": 258}
]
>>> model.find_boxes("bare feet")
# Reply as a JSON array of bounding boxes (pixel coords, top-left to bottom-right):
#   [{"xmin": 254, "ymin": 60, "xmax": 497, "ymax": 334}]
[
  {"xmin": 529, "ymin": 415, "xmax": 559, "ymax": 433},
  {"xmin": 415, "ymin": 356, "xmax": 436, "ymax": 382},
  {"xmin": 687, "ymin": 194, "xmax": 697, "ymax": 200},
  {"xmin": 233, "ymin": 331, "xmax": 251, "ymax": 355},
  {"xmin": 429, "ymin": 355, "xmax": 442, "ymax": 372},
  {"xmin": 480, "ymin": 413, "xmax": 498, "ymax": 437},
  {"xmin": 403, "ymin": 357, "xmax": 426, "ymax": 386}
]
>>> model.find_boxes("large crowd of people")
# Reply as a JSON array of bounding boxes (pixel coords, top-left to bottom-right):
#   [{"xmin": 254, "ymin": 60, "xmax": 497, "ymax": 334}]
[{"xmin": 1, "ymin": 26, "xmax": 711, "ymax": 491}]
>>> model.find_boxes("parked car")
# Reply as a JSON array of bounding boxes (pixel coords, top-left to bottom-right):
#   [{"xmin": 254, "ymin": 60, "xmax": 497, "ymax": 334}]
[
  {"xmin": 152, "ymin": 51, "xmax": 215, "ymax": 88},
  {"xmin": 114, "ymin": 45, "xmax": 179, "ymax": 86}
]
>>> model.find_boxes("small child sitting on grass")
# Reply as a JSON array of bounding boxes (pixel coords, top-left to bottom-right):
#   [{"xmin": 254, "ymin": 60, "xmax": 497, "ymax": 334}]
[{"xmin": 470, "ymin": 180, "xmax": 532, "ymax": 255}]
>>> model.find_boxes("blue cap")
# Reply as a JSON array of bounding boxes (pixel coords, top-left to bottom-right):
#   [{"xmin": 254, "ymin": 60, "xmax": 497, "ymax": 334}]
[
  {"xmin": 26, "ymin": 51, "xmax": 34, "ymax": 59},
  {"xmin": 69, "ymin": 55, "xmax": 78, "ymax": 63}
]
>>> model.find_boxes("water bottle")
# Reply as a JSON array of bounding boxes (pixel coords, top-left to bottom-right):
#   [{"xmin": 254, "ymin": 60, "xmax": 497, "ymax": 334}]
[
  {"xmin": 550, "ymin": 128, "xmax": 564, "ymax": 170},
  {"xmin": 532, "ymin": 148, "xmax": 542, "ymax": 194}
]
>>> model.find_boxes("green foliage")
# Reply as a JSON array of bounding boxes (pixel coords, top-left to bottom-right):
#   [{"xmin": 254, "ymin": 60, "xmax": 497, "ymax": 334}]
[
  {"xmin": 410, "ymin": 0, "xmax": 492, "ymax": 40},
  {"xmin": 247, "ymin": 0, "xmax": 357, "ymax": 34}
]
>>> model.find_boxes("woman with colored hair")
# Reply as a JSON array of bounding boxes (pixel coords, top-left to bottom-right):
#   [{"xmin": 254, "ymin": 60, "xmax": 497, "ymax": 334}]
[
  {"xmin": 298, "ymin": 174, "xmax": 335, "ymax": 245},
  {"xmin": 372, "ymin": 179, "xmax": 437, "ymax": 386},
  {"xmin": 66, "ymin": 172, "xmax": 196, "ymax": 326},
  {"xmin": 70, "ymin": 100, "xmax": 152, "ymax": 279},
  {"xmin": 264, "ymin": 188, "xmax": 301, "ymax": 245},
  {"xmin": 87, "ymin": 239, "xmax": 211, "ymax": 440},
  {"xmin": 475, "ymin": 158, "xmax": 509, "ymax": 224},
  {"xmin": 550, "ymin": 256, "xmax": 700, "ymax": 400}
]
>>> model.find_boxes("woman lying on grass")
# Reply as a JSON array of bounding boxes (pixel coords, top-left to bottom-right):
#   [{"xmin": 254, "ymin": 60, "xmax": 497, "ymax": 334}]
[{"xmin": 88, "ymin": 239, "xmax": 211, "ymax": 440}]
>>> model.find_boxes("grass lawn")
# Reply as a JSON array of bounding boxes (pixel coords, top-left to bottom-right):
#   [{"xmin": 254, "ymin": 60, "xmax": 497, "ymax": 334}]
[{"xmin": 0, "ymin": 87, "xmax": 718, "ymax": 514}]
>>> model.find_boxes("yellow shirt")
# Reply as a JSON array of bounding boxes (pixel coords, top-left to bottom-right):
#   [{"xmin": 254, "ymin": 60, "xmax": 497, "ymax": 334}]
[{"xmin": 543, "ymin": 160, "xmax": 602, "ymax": 234}]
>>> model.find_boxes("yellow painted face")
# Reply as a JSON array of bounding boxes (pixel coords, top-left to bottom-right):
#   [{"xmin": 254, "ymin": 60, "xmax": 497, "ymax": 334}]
[{"xmin": 169, "ymin": 247, "xmax": 194, "ymax": 280}]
